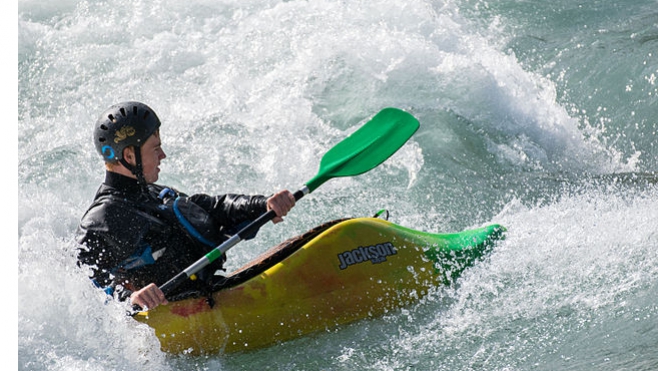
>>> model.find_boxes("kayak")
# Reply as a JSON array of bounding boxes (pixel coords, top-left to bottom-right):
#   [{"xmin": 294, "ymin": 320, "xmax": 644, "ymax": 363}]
[{"xmin": 135, "ymin": 215, "xmax": 505, "ymax": 355}]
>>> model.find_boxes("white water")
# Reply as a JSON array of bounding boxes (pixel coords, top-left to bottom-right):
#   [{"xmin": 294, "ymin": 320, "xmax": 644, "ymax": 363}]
[{"xmin": 18, "ymin": 0, "xmax": 657, "ymax": 370}]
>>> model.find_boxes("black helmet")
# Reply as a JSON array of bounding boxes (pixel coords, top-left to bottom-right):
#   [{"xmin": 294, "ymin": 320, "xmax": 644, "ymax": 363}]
[{"xmin": 94, "ymin": 101, "xmax": 161, "ymax": 163}]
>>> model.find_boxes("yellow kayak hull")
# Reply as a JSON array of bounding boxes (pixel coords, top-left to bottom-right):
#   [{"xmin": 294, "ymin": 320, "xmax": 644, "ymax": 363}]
[{"xmin": 136, "ymin": 217, "xmax": 505, "ymax": 355}]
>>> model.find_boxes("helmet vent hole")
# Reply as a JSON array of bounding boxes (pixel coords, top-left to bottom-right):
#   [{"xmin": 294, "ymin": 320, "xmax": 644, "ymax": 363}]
[
  {"xmin": 100, "ymin": 124, "xmax": 108, "ymax": 130},
  {"xmin": 133, "ymin": 106, "xmax": 139, "ymax": 115},
  {"xmin": 98, "ymin": 137, "xmax": 106, "ymax": 143},
  {"xmin": 143, "ymin": 110, "xmax": 151, "ymax": 119},
  {"xmin": 119, "ymin": 108, "xmax": 126, "ymax": 117},
  {"xmin": 107, "ymin": 115, "xmax": 116, "ymax": 123}
]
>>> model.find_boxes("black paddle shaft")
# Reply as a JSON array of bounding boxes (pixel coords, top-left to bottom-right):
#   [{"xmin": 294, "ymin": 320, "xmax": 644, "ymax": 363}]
[{"xmin": 236, "ymin": 189, "xmax": 306, "ymax": 241}]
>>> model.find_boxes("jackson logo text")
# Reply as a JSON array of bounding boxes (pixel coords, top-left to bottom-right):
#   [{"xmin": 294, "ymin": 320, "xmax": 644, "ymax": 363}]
[{"xmin": 337, "ymin": 242, "xmax": 397, "ymax": 270}]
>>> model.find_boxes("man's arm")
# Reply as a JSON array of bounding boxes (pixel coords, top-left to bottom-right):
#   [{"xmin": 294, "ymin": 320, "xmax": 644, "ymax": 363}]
[{"xmin": 191, "ymin": 190, "xmax": 295, "ymax": 226}]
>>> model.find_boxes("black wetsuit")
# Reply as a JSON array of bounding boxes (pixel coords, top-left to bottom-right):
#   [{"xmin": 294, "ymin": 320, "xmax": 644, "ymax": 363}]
[{"xmin": 76, "ymin": 171, "xmax": 268, "ymax": 301}]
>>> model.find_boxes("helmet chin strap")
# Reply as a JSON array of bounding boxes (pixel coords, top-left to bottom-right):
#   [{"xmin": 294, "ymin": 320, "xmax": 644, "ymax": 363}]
[{"xmin": 120, "ymin": 146, "xmax": 148, "ymax": 188}]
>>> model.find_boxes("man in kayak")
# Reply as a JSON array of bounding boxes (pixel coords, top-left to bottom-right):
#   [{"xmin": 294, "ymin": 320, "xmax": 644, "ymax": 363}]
[{"xmin": 76, "ymin": 101, "xmax": 295, "ymax": 310}]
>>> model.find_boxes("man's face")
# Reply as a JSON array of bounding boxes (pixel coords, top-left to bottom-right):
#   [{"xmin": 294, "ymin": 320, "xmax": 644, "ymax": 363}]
[
  {"xmin": 140, "ymin": 131, "xmax": 166, "ymax": 183},
  {"xmin": 124, "ymin": 131, "xmax": 166, "ymax": 183}
]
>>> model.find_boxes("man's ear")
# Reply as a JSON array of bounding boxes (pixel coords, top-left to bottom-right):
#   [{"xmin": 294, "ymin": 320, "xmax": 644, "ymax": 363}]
[{"xmin": 123, "ymin": 146, "xmax": 136, "ymax": 166}]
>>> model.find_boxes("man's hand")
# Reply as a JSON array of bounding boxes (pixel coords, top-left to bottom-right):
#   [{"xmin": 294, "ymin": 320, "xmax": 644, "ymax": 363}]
[
  {"xmin": 266, "ymin": 190, "xmax": 296, "ymax": 223},
  {"xmin": 130, "ymin": 283, "xmax": 168, "ymax": 310}
]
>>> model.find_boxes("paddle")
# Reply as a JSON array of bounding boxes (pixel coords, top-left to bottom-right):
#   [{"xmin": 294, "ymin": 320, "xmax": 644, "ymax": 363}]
[{"xmin": 157, "ymin": 107, "xmax": 419, "ymax": 297}]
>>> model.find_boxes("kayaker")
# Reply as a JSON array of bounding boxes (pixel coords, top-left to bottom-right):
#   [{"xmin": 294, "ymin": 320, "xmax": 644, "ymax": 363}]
[{"xmin": 76, "ymin": 101, "xmax": 295, "ymax": 310}]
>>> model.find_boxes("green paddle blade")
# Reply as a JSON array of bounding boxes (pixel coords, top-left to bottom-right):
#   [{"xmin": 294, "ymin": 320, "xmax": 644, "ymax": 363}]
[{"xmin": 305, "ymin": 108, "xmax": 420, "ymax": 192}]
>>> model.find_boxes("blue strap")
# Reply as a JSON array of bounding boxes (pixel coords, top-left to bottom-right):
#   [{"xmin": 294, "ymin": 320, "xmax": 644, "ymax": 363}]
[
  {"xmin": 118, "ymin": 245, "xmax": 157, "ymax": 270},
  {"xmin": 91, "ymin": 278, "xmax": 114, "ymax": 296},
  {"xmin": 158, "ymin": 187, "xmax": 176, "ymax": 200},
  {"xmin": 159, "ymin": 187, "xmax": 215, "ymax": 247},
  {"xmin": 172, "ymin": 197, "xmax": 217, "ymax": 247}
]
